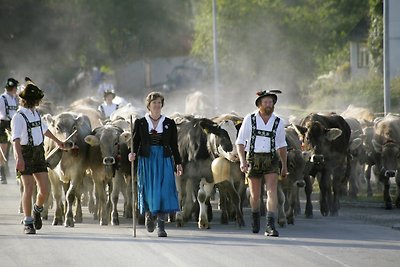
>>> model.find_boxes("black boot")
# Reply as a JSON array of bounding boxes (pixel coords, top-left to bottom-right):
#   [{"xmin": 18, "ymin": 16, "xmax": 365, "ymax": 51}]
[
  {"xmin": 265, "ymin": 216, "xmax": 279, "ymax": 237},
  {"xmin": 33, "ymin": 204, "xmax": 43, "ymax": 230},
  {"xmin": 24, "ymin": 223, "xmax": 36, "ymax": 234},
  {"xmin": 145, "ymin": 212, "xmax": 155, "ymax": 233},
  {"xmin": 251, "ymin": 212, "xmax": 260, "ymax": 233},
  {"xmin": 0, "ymin": 166, "xmax": 7, "ymax": 184},
  {"xmin": 157, "ymin": 214, "xmax": 167, "ymax": 237}
]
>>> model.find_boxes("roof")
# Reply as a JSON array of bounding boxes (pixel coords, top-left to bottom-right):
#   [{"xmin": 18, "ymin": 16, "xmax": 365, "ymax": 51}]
[{"xmin": 348, "ymin": 17, "xmax": 370, "ymax": 42}]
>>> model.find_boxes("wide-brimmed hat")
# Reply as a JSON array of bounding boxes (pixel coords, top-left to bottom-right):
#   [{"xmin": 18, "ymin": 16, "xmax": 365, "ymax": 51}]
[
  {"xmin": 103, "ymin": 89, "xmax": 116, "ymax": 99},
  {"xmin": 255, "ymin": 89, "xmax": 282, "ymax": 106},
  {"xmin": 19, "ymin": 77, "xmax": 44, "ymax": 101},
  {"xmin": 5, "ymin": 78, "xmax": 19, "ymax": 88}
]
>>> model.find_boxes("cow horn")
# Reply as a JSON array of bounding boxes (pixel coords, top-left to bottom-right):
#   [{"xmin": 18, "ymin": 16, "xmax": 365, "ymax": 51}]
[{"xmin": 291, "ymin": 123, "xmax": 303, "ymax": 137}]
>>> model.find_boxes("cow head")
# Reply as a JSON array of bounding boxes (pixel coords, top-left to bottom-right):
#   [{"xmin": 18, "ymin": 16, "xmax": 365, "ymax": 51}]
[
  {"xmin": 286, "ymin": 149, "xmax": 306, "ymax": 187},
  {"xmin": 216, "ymin": 120, "xmax": 240, "ymax": 162},
  {"xmin": 85, "ymin": 125, "xmax": 126, "ymax": 178},
  {"xmin": 199, "ymin": 119, "xmax": 233, "ymax": 156},
  {"xmin": 44, "ymin": 112, "xmax": 91, "ymax": 150},
  {"xmin": 372, "ymin": 140, "xmax": 400, "ymax": 178},
  {"xmin": 349, "ymin": 136, "xmax": 367, "ymax": 164},
  {"xmin": 294, "ymin": 121, "xmax": 342, "ymax": 165}
]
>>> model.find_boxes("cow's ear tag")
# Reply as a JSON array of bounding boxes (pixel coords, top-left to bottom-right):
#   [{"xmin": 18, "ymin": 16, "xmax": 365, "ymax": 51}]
[{"xmin": 202, "ymin": 128, "xmax": 209, "ymax": 134}]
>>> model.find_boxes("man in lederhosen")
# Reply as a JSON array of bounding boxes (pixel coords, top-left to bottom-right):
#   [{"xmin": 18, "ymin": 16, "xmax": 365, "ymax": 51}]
[
  {"xmin": 236, "ymin": 90, "xmax": 288, "ymax": 237},
  {"xmin": 0, "ymin": 78, "xmax": 19, "ymax": 184},
  {"xmin": 11, "ymin": 78, "xmax": 65, "ymax": 234},
  {"xmin": 98, "ymin": 89, "xmax": 119, "ymax": 120}
]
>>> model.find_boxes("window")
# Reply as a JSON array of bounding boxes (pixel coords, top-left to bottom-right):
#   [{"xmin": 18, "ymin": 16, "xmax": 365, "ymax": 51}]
[{"xmin": 357, "ymin": 42, "xmax": 369, "ymax": 69}]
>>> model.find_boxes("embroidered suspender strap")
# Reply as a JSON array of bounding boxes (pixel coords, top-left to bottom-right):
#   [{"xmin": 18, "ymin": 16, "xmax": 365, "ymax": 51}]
[
  {"xmin": 249, "ymin": 114, "xmax": 280, "ymax": 158},
  {"xmin": 100, "ymin": 105, "xmax": 105, "ymax": 117},
  {"xmin": 249, "ymin": 114, "xmax": 257, "ymax": 158},
  {"xmin": 19, "ymin": 111, "xmax": 43, "ymax": 146},
  {"xmin": 269, "ymin": 117, "xmax": 280, "ymax": 157},
  {"xmin": 1, "ymin": 96, "xmax": 10, "ymax": 119},
  {"xmin": 1, "ymin": 95, "xmax": 17, "ymax": 119}
]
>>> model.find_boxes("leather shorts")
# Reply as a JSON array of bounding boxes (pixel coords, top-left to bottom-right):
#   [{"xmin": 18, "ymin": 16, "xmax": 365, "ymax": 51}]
[
  {"xmin": 246, "ymin": 152, "xmax": 279, "ymax": 178},
  {"xmin": 19, "ymin": 144, "xmax": 48, "ymax": 175},
  {"xmin": 0, "ymin": 120, "xmax": 11, "ymax": 143}
]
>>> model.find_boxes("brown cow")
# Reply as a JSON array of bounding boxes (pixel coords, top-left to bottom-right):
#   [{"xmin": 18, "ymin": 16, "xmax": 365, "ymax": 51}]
[{"xmin": 371, "ymin": 114, "xmax": 400, "ymax": 209}]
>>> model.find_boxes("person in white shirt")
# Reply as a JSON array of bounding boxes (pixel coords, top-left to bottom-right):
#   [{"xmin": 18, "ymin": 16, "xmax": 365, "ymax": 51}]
[
  {"xmin": 11, "ymin": 78, "xmax": 64, "ymax": 234},
  {"xmin": 98, "ymin": 90, "xmax": 119, "ymax": 119},
  {"xmin": 235, "ymin": 90, "xmax": 288, "ymax": 237},
  {"xmin": 0, "ymin": 78, "xmax": 19, "ymax": 184}
]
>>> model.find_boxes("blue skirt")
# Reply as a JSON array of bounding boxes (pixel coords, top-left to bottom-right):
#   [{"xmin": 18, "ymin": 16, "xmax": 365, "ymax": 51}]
[{"xmin": 137, "ymin": 146, "xmax": 179, "ymax": 215}]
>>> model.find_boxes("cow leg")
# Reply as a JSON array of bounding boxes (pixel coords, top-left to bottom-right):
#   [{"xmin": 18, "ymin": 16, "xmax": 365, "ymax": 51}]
[
  {"xmin": 42, "ymin": 190, "xmax": 52, "ymax": 220},
  {"xmin": 175, "ymin": 175, "xmax": 189, "ymax": 227},
  {"xmin": 304, "ymin": 174, "xmax": 313, "ymax": 218},
  {"xmin": 331, "ymin": 175, "xmax": 341, "ymax": 217},
  {"xmin": 197, "ymin": 179, "xmax": 213, "ymax": 229},
  {"xmin": 277, "ymin": 184, "xmax": 287, "ymax": 227},
  {"xmin": 221, "ymin": 180, "xmax": 245, "ymax": 227},
  {"xmin": 74, "ymin": 194, "xmax": 83, "ymax": 223},
  {"xmin": 286, "ymin": 184, "xmax": 296, "ymax": 225},
  {"xmin": 259, "ymin": 180, "xmax": 266, "ymax": 216},
  {"xmin": 348, "ymin": 161, "xmax": 356, "ymax": 198},
  {"xmin": 124, "ymin": 174, "xmax": 133, "ymax": 218},
  {"xmin": 93, "ymin": 187, "xmax": 99, "ymax": 220},
  {"xmin": 175, "ymin": 175, "xmax": 183, "ymax": 226},
  {"xmin": 394, "ymin": 173, "xmax": 400, "ymax": 208},
  {"xmin": 382, "ymin": 176, "xmax": 392, "ymax": 210},
  {"xmin": 111, "ymin": 175, "xmax": 121, "ymax": 226},
  {"xmin": 217, "ymin": 184, "xmax": 229, "ymax": 224},
  {"xmin": 318, "ymin": 170, "xmax": 330, "ymax": 217},
  {"xmin": 182, "ymin": 178, "xmax": 194, "ymax": 222},
  {"xmin": 83, "ymin": 174, "xmax": 95, "ymax": 214},
  {"xmin": 365, "ymin": 164, "xmax": 373, "ymax": 197},
  {"xmin": 106, "ymin": 180, "xmax": 113, "ymax": 225},
  {"xmin": 72, "ymin": 179, "xmax": 83, "ymax": 223},
  {"xmin": 49, "ymin": 176, "xmax": 64, "ymax": 226},
  {"xmin": 94, "ymin": 179, "xmax": 108, "ymax": 225},
  {"xmin": 383, "ymin": 182, "xmax": 392, "ymax": 210},
  {"xmin": 64, "ymin": 184, "xmax": 76, "ymax": 227}
]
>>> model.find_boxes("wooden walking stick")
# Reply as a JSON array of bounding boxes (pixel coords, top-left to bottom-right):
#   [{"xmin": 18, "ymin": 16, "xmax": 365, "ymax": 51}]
[{"xmin": 130, "ymin": 115, "xmax": 137, "ymax": 237}]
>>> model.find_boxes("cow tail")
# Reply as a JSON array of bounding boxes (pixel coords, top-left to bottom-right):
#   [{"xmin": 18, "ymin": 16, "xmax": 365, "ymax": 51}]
[{"xmin": 344, "ymin": 152, "xmax": 352, "ymax": 184}]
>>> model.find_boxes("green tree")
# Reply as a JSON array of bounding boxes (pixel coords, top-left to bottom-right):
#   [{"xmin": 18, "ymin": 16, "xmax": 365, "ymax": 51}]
[
  {"xmin": 0, "ymin": 0, "xmax": 194, "ymax": 87},
  {"xmin": 191, "ymin": 0, "xmax": 369, "ymax": 103},
  {"xmin": 368, "ymin": 0, "xmax": 383, "ymax": 75}
]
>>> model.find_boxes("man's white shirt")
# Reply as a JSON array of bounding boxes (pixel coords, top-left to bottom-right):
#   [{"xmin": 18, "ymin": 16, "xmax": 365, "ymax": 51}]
[
  {"xmin": 98, "ymin": 103, "xmax": 118, "ymax": 118},
  {"xmin": 11, "ymin": 107, "xmax": 48, "ymax": 146},
  {"xmin": 0, "ymin": 92, "xmax": 18, "ymax": 120},
  {"xmin": 235, "ymin": 111, "xmax": 287, "ymax": 153}
]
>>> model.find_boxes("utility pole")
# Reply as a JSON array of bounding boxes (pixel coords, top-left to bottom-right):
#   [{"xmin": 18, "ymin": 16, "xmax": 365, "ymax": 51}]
[
  {"xmin": 383, "ymin": 0, "xmax": 391, "ymax": 114},
  {"xmin": 212, "ymin": 0, "xmax": 220, "ymax": 112}
]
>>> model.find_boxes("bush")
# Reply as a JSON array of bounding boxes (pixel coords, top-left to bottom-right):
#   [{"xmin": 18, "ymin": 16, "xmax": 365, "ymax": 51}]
[{"xmin": 303, "ymin": 74, "xmax": 400, "ymax": 114}]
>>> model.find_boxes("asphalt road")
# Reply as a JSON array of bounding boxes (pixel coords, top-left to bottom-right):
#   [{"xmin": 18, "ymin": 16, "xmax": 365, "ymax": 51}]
[{"xmin": 1, "ymin": 171, "xmax": 400, "ymax": 267}]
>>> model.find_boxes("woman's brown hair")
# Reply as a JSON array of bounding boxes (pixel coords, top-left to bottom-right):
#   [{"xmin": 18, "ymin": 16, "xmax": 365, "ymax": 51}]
[{"xmin": 145, "ymin": 91, "xmax": 164, "ymax": 109}]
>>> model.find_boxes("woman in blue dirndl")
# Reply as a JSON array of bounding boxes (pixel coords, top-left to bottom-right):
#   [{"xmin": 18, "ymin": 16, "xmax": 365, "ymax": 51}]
[{"xmin": 130, "ymin": 92, "xmax": 183, "ymax": 237}]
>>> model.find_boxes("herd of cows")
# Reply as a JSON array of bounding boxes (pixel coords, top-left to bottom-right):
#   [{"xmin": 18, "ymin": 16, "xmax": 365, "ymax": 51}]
[{"xmin": 25, "ymin": 93, "xmax": 400, "ymax": 231}]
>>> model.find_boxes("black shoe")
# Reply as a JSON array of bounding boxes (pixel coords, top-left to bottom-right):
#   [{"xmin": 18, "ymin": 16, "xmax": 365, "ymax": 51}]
[
  {"xmin": 265, "ymin": 217, "xmax": 279, "ymax": 237},
  {"xmin": 24, "ymin": 224, "xmax": 36, "ymax": 234},
  {"xmin": 251, "ymin": 212, "xmax": 260, "ymax": 233},
  {"xmin": 157, "ymin": 218, "xmax": 167, "ymax": 237},
  {"xmin": 33, "ymin": 210, "xmax": 42, "ymax": 230},
  {"xmin": 145, "ymin": 213, "xmax": 155, "ymax": 233},
  {"xmin": 157, "ymin": 229, "xmax": 167, "ymax": 237},
  {"xmin": 0, "ymin": 166, "xmax": 6, "ymax": 184}
]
